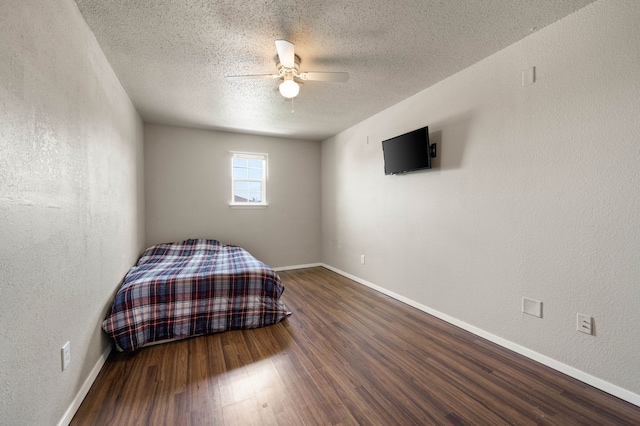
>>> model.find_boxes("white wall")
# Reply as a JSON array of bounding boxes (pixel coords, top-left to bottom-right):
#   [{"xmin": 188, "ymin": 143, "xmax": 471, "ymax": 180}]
[
  {"xmin": 145, "ymin": 124, "xmax": 321, "ymax": 268},
  {"xmin": 321, "ymin": 0, "xmax": 640, "ymax": 399},
  {"xmin": 0, "ymin": 0, "xmax": 145, "ymax": 424}
]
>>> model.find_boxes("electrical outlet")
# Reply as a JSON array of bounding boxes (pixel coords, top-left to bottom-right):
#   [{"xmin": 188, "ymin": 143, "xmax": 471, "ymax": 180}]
[
  {"xmin": 61, "ymin": 341, "xmax": 71, "ymax": 371},
  {"xmin": 577, "ymin": 313, "xmax": 593, "ymax": 335},
  {"xmin": 360, "ymin": 254, "xmax": 365, "ymax": 264}
]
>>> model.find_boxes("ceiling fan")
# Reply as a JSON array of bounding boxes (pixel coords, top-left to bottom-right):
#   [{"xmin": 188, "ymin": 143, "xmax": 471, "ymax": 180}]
[{"xmin": 226, "ymin": 40, "xmax": 349, "ymax": 99}]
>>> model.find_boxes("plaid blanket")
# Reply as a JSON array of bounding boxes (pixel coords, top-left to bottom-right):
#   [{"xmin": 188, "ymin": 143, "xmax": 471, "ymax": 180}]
[{"xmin": 103, "ymin": 239, "xmax": 290, "ymax": 352}]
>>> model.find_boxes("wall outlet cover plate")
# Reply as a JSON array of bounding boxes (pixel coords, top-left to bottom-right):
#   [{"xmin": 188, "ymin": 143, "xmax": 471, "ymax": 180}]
[{"xmin": 522, "ymin": 297, "xmax": 543, "ymax": 318}]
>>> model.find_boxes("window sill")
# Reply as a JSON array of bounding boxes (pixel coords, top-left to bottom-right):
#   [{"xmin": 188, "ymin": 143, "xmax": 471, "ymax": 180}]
[{"xmin": 229, "ymin": 203, "xmax": 269, "ymax": 209}]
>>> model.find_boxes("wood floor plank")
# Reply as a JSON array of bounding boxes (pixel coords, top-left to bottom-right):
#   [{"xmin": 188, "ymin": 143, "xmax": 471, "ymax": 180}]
[{"xmin": 71, "ymin": 267, "xmax": 640, "ymax": 425}]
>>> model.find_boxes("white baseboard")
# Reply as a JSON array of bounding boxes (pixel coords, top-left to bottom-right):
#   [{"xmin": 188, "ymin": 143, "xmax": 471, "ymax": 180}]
[
  {"xmin": 273, "ymin": 262, "xmax": 322, "ymax": 272},
  {"xmin": 57, "ymin": 343, "xmax": 113, "ymax": 426},
  {"xmin": 320, "ymin": 263, "xmax": 640, "ymax": 407}
]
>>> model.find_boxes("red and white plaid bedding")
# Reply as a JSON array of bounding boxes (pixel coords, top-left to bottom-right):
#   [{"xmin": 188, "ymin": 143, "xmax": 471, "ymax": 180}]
[{"xmin": 102, "ymin": 239, "xmax": 290, "ymax": 352}]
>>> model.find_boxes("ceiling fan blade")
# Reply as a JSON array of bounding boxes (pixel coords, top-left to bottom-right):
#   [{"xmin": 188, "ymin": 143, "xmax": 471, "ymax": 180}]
[
  {"xmin": 299, "ymin": 72, "xmax": 350, "ymax": 82},
  {"xmin": 275, "ymin": 40, "xmax": 295, "ymax": 68},
  {"xmin": 226, "ymin": 74, "xmax": 279, "ymax": 81}
]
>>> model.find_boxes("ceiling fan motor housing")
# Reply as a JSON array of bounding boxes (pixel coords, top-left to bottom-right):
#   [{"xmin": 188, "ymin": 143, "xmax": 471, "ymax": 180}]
[{"xmin": 275, "ymin": 54, "xmax": 301, "ymax": 74}]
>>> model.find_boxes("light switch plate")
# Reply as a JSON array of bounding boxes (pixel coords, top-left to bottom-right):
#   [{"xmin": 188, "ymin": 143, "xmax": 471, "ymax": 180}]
[{"xmin": 522, "ymin": 66, "xmax": 536, "ymax": 86}]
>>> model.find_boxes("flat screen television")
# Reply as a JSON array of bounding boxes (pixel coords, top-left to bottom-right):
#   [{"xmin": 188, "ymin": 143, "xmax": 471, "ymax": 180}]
[{"xmin": 382, "ymin": 126, "xmax": 435, "ymax": 175}]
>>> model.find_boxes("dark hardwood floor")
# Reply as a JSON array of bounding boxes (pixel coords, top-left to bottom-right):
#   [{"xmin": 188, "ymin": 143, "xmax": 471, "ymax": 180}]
[{"xmin": 71, "ymin": 267, "xmax": 640, "ymax": 425}]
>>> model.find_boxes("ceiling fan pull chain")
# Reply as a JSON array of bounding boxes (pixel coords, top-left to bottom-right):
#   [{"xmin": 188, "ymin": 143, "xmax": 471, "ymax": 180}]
[{"xmin": 291, "ymin": 97, "xmax": 294, "ymax": 114}]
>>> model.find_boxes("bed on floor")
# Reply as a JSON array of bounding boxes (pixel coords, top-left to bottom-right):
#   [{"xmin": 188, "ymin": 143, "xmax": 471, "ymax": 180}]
[{"xmin": 102, "ymin": 239, "xmax": 291, "ymax": 352}]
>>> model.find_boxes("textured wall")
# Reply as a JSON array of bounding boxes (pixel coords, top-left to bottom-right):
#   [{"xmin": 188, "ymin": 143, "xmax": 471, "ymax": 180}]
[
  {"xmin": 0, "ymin": 0, "xmax": 144, "ymax": 424},
  {"xmin": 321, "ymin": 0, "xmax": 640, "ymax": 398},
  {"xmin": 144, "ymin": 124, "xmax": 321, "ymax": 268}
]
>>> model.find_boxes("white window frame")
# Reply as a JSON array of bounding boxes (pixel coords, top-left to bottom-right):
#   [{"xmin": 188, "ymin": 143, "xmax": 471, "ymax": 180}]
[{"xmin": 230, "ymin": 152, "xmax": 268, "ymax": 208}]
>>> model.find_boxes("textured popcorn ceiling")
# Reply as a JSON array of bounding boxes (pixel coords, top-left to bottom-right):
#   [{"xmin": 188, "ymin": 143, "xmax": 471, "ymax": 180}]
[{"xmin": 73, "ymin": 0, "xmax": 596, "ymax": 141}]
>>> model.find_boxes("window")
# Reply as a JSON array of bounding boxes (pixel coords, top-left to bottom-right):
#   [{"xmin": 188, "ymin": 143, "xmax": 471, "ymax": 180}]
[{"xmin": 230, "ymin": 152, "xmax": 267, "ymax": 206}]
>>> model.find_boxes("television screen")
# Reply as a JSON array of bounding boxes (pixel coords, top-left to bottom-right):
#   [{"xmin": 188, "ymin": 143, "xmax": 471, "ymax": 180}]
[{"xmin": 382, "ymin": 126, "xmax": 432, "ymax": 175}]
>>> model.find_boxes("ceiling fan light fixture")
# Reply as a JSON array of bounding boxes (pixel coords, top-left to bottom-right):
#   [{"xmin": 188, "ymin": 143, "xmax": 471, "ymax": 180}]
[
  {"xmin": 227, "ymin": 40, "xmax": 349, "ymax": 102},
  {"xmin": 279, "ymin": 78, "xmax": 299, "ymax": 98}
]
